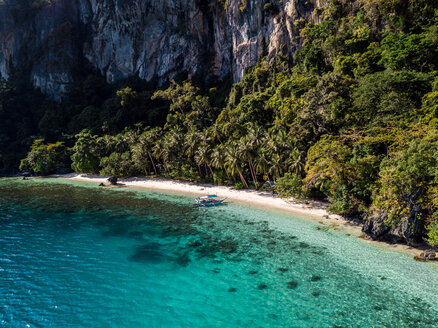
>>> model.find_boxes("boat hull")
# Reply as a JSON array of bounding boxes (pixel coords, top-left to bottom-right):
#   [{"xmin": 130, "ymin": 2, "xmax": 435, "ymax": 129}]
[{"xmin": 192, "ymin": 197, "xmax": 227, "ymax": 207}]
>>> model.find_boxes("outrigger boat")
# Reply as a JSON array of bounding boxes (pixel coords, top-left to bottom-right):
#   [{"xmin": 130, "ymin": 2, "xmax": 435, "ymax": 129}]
[{"xmin": 192, "ymin": 195, "xmax": 227, "ymax": 207}]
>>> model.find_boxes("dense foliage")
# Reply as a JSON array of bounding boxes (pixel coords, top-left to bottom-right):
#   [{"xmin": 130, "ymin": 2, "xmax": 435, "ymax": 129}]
[
  {"xmin": 19, "ymin": 139, "xmax": 70, "ymax": 175},
  {"xmin": 13, "ymin": 0, "xmax": 438, "ymax": 245}
]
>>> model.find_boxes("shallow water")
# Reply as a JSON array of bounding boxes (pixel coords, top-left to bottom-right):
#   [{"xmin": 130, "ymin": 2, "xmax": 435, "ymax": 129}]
[{"xmin": 1, "ymin": 177, "xmax": 437, "ymax": 327}]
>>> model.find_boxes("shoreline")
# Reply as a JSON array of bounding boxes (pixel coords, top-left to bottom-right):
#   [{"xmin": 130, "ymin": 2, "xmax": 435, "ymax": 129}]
[{"xmin": 53, "ymin": 173, "xmax": 434, "ymax": 259}]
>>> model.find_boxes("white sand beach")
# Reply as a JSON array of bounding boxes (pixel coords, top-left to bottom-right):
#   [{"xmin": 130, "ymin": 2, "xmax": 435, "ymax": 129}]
[
  {"xmin": 63, "ymin": 173, "xmax": 343, "ymax": 220},
  {"xmin": 57, "ymin": 174, "xmax": 431, "ymax": 258}
]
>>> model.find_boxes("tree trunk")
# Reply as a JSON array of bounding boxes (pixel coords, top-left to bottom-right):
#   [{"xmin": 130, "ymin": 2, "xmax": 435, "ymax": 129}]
[
  {"xmin": 164, "ymin": 160, "xmax": 170, "ymax": 174},
  {"xmin": 207, "ymin": 163, "xmax": 214, "ymax": 177},
  {"xmin": 223, "ymin": 166, "xmax": 230, "ymax": 178},
  {"xmin": 204, "ymin": 163, "xmax": 209, "ymax": 177},
  {"xmin": 248, "ymin": 159, "xmax": 258, "ymax": 190},
  {"xmin": 148, "ymin": 152, "xmax": 158, "ymax": 175},
  {"xmin": 238, "ymin": 170, "xmax": 249, "ymax": 188},
  {"xmin": 266, "ymin": 172, "xmax": 272, "ymax": 185}
]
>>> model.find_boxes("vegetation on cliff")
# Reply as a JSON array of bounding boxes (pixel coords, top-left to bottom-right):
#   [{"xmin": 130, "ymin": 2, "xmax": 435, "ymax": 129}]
[{"xmin": 6, "ymin": 0, "xmax": 438, "ymax": 245}]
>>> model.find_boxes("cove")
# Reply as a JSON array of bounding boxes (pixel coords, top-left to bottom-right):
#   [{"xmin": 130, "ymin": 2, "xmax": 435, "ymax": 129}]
[{"xmin": 1, "ymin": 177, "xmax": 437, "ymax": 327}]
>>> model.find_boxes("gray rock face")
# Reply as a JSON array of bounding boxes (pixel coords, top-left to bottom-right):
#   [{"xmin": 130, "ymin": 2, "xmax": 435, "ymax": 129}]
[
  {"xmin": 0, "ymin": 0, "xmax": 81, "ymax": 100},
  {"xmin": 362, "ymin": 188, "xmax": 424, "ymax": 245},
  {"xmin": 0, "ymin": 0, "xmax": 320, "ymax": 99},
  {"xmin": 415, "ymin": 249, "xmax": 436, "ymax": 261}
]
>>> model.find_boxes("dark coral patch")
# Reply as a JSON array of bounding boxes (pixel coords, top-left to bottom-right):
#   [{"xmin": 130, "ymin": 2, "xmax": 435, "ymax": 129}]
[
  {"xmin": 287, "ymin": 281, "xmax": 298, "ymax": 289},
  {"xmin": 310, "ymin": 275, "xmax": 322, "ymax": 282},
  {"xmin": 312, "ymin": 290, "xmax": 321, "ymax": 297}
]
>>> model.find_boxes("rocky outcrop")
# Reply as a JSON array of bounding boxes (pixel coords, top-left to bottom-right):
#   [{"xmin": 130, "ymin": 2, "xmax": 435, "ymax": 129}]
[
  {"xmin": 0, "ymin": 0, "xmax": 322, "ymax": 100},
  {"xmin": 415, "ymin": 249, "xmax": 436, "ymax": 261},
  {"xmin": 107, "ymin": 176, "xmax": 118, "ymax": 185},
  {"xmin": 363, "ymin": 188, "xmax": 424, "ymax": 245}
]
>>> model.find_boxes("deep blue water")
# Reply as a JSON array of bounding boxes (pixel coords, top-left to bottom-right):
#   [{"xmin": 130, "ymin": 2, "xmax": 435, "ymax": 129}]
[{"xmin": 1, "ymin": 177, "xmax": 438, "ymax": 327}]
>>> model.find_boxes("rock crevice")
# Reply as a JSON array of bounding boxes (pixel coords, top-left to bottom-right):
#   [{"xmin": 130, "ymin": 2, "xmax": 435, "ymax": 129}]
[{"xmin": 0, "ymin": 0, "xmax": 320, "ymax": 100}]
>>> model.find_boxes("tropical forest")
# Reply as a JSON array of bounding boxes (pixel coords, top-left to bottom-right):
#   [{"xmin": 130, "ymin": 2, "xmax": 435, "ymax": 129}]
[{"xmin": 2, "ymin": 0, "xmax": 438, "ymax": 246}]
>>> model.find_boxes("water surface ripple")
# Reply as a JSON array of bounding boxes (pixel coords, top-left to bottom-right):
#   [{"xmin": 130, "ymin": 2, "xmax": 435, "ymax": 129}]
[{"xmin": 1, "ymin": 178, "xmax": 437, "ymax": 327}]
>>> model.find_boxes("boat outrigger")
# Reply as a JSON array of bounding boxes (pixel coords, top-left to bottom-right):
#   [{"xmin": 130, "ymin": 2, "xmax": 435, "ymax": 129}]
[{"xmin": 192, "ymin": 195, "xmax": 227, "ymax": 207}]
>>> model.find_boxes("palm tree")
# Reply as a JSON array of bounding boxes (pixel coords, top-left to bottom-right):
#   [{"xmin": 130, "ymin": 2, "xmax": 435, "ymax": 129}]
[
  {"xmin": 209, "ymin": 124, "xmax": 223, "ymax": 144},
  {"xmin": 184, "ymin": 129, "xmax": 202, "ymax": 176},
  {"xmin": 225, "ymin": 142, "xmax": 249, "ymax": 188},
  {"xmin": 131, "ymin": 143, "xmax": 150, "ymax": 175},
  {"xmin": 287, "ymin": 146, "xmax": 305, "ymax": 177},
  {"xmin": 195, "ymin": 142, "xmax": 214, "ymax": 178},
  {"xmin": 166, "ymin": 127, "xmax": 184, "ymax": 162},
  {"xmin": 184, "ymin": 130, "xmax": 201, "ymax": 159},
  {"xmin": 211, "ymin": 144, "xmax": 230, "ymax": 179},
  {"xmin": 135, "ymin": 129, "xmax": 159, "ymax": 175},
  {"xmin": 255, "ymin": 148, "xmax": 272, "ymax": 185},
  {"xmin": 264, "ymin": 132, "xmax": 278, "ymax": 157},
  {"xmin": 124, "ymin": 129, "xmax": 140, "ymax": 150},
  {"xmin": 245, "ymin": 123, "xmax": 265, "ymax": 148},
  {"xmin": 274, "ymin": 128, "xmax": 290, "ymax": 152},
  {"xmin": 269, "ymin": 153, "xmax": 284, "ymax": 181},
  {"xmin": 153, "ymin": 137, "xmax": 170, "ymax": 174},
  {"xmin": 237, "ymin": 135, "xmax": 258, "ymax": 189},
  {"xmin": 199, "ymin": 129, "xmax": 213, "ymax": 146}
]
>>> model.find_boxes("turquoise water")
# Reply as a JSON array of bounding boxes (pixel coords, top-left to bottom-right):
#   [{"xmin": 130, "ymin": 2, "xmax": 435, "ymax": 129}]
[{"xmin": 1, "ymin": 178, "xmax": 438, "ymax": 327}]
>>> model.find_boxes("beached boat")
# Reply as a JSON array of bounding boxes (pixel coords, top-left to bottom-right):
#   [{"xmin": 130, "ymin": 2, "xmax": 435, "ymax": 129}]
[{"xmin": 192, "ymin": 195, "xmax": 227, "ymax": 207}]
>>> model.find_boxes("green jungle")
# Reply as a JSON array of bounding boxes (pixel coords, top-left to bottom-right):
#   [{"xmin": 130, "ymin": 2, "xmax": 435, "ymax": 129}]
[{"xmin": 1, "ymin": 0, "xmax": 438, "ymax": 245}]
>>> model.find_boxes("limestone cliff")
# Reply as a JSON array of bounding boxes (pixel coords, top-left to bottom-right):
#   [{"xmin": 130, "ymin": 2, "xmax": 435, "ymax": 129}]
[{"xmin": 0, "ymin": 0, "xmax": 321, "ymax": 100}]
